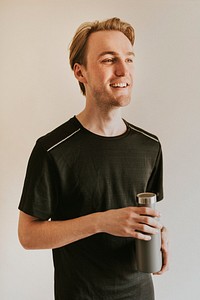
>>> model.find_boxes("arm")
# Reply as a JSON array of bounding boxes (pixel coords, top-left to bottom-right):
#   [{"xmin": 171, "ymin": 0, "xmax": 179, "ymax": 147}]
[
  {"xmin": 18, "ymin": 206, "xmax": 162, "ymax": 250},
  {"xmin": 18, "ymin": 211, "xmax": 101, "ymax": 250}
]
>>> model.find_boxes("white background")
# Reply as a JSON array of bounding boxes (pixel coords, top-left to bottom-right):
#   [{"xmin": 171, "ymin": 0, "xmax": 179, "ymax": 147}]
[{"xmin": 1, "ymin": 1, "xmax": 200, "ymax": 299}]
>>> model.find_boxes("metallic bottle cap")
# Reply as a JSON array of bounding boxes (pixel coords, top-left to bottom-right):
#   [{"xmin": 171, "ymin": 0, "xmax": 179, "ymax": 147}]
[{"xmin": 137, "ymin": 192, "xmax": 157, "ymax": 205}]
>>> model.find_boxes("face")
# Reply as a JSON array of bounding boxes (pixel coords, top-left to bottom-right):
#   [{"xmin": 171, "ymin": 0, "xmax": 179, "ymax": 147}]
[{"xmin": 76, "ymin": 30, "xmax": 134, "ymax": 110}]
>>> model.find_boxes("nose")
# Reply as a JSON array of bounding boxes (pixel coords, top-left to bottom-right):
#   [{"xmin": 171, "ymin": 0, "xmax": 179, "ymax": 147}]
[{"xmin": 115, "ymin": 60, "xmax": 129, "ymax": 77}]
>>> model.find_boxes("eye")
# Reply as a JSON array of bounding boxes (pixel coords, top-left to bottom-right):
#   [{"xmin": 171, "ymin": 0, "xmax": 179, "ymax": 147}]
[
  {"xmin": 126, "ymin": 58, "xmax": 134, "ymax": 63},
  {"xmin": 102, "ymin": 57, "xmax": 116, "ymax": 64}
]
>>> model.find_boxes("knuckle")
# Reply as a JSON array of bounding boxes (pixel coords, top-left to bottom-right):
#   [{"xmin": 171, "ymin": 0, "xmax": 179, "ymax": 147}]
[
  {"xmin": 162, "ymin": 245, "xmax": 169, "ymax": 253},
  {"xmin": 134, "ymin": 231, "xmax": 141, "ymax": 239},
  {"xmin": 139, "ymin": 224, "xmax": 148, "ymax": 233},
  {"xmin": 142, "ymin": 216, "xmax": 150, "ymax": 223},
  {"xmin": 141, "ymin": 207, "xmax": 150, "ymax": 214}
]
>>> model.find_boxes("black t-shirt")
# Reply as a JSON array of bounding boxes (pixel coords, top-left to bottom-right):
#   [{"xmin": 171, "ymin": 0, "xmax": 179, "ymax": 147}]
[{"xmin": 19, "ymin": 116, "xmax": 163, "ymax": 300}]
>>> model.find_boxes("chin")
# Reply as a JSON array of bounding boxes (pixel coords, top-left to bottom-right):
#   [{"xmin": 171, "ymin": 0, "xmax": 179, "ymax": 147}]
[{"xmin": 113, "ymin": 96, "xmax": 131, "ymax": 107}]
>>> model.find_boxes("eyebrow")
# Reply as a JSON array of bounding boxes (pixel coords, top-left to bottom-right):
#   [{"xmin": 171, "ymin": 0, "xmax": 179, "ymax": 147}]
[{"xmin": 98, "ymin": 51, "xmax": 135, "ymax": 59}]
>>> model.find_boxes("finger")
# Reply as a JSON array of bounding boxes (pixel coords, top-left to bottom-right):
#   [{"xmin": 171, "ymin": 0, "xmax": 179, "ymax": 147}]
[
  {"xmin": 154, "ymin": 240, "xmax": 170, "ymax": 275},
  {"xmin": 138, "ymin": 215, "xmax": 163, "ymax": 230},
  {"xmin": 133, "ymin": 230, "xmax": 152, "ymax": 241},
  {"xmin": 154, "ymin": 254, "xmax": 169, "ymax": 275},
  {"xmin": 136, "ymin": 207, "xmax": 161, "ymax": 218},
  {"xmin": 136, "ymin": 223, "xmax": 160, "ymax": 235},
  {"xmin": 154, "ymin": 252, "xmax": 169, "ymax": 275}
]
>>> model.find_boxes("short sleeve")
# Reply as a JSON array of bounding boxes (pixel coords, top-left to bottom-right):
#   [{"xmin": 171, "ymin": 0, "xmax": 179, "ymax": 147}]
[
  {"xmin": 146, "ymin": 143, "xmax": 163, "ymax": 201},
  {"xmin": 18, "ymin": 140, "xmax": 59, "ymax": 220}
]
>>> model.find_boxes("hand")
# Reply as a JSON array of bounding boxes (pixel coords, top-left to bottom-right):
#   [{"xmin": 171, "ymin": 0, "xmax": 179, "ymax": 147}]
[
  {"xmin": 100, "ymin": 206, "xmax": 162, "ymax": 241},
  {"xmin": 154, "ymin": 226, "xmax": 170, "ymax": 275}
]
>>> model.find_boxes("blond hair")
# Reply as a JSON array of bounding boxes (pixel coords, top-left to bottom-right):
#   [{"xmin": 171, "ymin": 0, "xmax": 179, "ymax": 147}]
[{"xmin": 69, "ymin": 17, "xmax": 135, "ymax": 95}]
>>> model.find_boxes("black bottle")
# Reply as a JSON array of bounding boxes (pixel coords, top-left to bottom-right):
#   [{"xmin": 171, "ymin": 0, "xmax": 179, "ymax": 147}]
[{"xmin": 135, "ymin": 192, "xmax": 162, "ymax": 273}]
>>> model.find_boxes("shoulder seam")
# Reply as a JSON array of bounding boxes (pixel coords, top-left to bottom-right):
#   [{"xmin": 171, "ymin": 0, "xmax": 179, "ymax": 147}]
[
  {"xmin": 128, "ymin": 125, "xmax": 159, "ymax": 143},
  {"xmin": 47, "ymin": 128, "xmax": 81, "ymax": 152}
]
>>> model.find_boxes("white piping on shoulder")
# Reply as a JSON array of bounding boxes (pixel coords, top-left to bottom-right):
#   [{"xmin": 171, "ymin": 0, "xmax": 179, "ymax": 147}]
[
  {"xmin": 128, "ymin": 125, "xmax": 159, "ymax": 143},
  {"xmin": 47, "ymin": 128, "xmax": 81, "ymax": 152}
]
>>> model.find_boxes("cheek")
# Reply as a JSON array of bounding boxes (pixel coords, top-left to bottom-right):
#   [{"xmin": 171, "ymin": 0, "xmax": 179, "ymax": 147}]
[
  {"xmin": 87, "ymin": 65, "xmax": 112, "ymax": 87},
  {"xmin": 92, "ymin": 73, "xmax": 107, "ymax": 86},
  {"xmin": 129, "ymin": 67, "xmax": 134, "ymax": 79}
]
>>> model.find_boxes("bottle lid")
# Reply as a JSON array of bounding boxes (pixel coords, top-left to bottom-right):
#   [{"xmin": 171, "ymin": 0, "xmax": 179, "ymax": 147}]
[{"xmin": 137, "ymin": 192, "xmax": 157, "ymax": 205}]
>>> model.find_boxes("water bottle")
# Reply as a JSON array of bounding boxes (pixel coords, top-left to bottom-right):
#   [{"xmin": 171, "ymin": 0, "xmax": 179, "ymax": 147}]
[{"xmin": 135, "ymin": 192, "xmax": 162, "ymax": 273}]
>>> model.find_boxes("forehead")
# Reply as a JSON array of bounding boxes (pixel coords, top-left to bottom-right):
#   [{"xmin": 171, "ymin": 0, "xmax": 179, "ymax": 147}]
[{"xmin": 86, "ymin": 30, "xmax": 133, "ymax": 58}]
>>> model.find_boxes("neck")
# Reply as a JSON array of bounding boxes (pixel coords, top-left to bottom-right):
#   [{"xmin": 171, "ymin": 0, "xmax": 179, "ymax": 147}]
[{"xmin": 76, "ymin": 108, "xmax": 127, "ymax": 137}]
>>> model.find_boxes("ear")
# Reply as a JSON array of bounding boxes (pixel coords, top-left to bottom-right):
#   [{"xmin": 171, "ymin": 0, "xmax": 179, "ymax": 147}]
[{"xmin": 73, "ymin": 63, "xmax": 87, "ymax": 84}]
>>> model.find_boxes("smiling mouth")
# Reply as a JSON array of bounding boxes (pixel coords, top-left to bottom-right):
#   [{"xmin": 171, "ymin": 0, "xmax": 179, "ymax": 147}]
[{"xmin": 110, "ymin": 83, "xmax": 129, "ymax": 88}]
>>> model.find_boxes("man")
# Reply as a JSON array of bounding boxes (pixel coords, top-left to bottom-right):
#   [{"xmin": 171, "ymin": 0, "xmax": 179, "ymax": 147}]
[{"xmin": 18, "ymin": 17, "xmax": 169, "ymax": 300}]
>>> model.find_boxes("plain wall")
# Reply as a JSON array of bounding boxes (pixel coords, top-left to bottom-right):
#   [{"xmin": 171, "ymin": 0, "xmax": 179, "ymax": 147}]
[{"xmin": 1, "ymin": 0, "xmax": 200, "ymax": 299}]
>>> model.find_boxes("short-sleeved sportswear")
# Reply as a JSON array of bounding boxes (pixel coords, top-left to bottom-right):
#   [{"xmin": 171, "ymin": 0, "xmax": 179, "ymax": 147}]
[{"xmin": 19, "ymin": 116, "xmax": 163, "ymax": 300}]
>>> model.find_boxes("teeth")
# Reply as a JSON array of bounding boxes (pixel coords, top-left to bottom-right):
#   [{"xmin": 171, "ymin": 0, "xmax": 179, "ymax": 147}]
[{"xmin": 110, "ymin": 83, "xmax": 128, "ymax": 88}]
